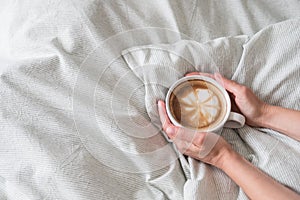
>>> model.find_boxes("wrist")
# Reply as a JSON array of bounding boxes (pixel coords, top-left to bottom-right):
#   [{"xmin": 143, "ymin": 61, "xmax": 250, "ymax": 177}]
[
  {"xmin": 255, "ymin": 103, "xmax": 273, "ymax": 127},
  {"xmin": 219, "ymin": 149, "xmax": 243, "ymax": 172},
  {"xmin": 214, "ymin": 146, "xmax": 240, "ymax": 170}
]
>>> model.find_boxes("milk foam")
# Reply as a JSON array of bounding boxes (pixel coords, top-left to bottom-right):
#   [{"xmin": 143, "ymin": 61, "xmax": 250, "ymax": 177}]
[{"xmin": 179, "ymin": 87, "xmax": 221, "ymax": 128}]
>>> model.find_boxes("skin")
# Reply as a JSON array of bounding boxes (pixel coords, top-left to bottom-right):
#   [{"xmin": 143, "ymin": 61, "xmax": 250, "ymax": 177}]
[{"xmin": 157, "ymin": 72, "xmax": 300, "ymax": 200}]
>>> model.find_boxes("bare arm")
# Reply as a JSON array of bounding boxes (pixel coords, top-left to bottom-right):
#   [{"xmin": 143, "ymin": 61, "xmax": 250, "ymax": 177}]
[
  {"xmin": 259, "ymin": 105, "xmax": 300, "ymax": 141},
  {"xmin": 157, "ymin": 100, "xmax": 300, "ymax": 200},
  {"xmin": 220, "ymin": 150, "xmax": 300, "ymax": 200}
]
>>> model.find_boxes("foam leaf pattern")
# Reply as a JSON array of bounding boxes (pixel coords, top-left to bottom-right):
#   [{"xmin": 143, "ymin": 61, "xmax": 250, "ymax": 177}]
[{"xmin": 179, "ymin": 88, "xmax": 221, "ymax": 128}]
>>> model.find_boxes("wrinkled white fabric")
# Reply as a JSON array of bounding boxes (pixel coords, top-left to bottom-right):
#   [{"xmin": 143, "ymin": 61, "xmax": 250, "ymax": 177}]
[
  {"xmin": 1, "ymin": 0, "xmax": 300, "ymax": 199},
  {"xmin": 122, "ymin": 19, "xmax": 300, "ymax": 199}
]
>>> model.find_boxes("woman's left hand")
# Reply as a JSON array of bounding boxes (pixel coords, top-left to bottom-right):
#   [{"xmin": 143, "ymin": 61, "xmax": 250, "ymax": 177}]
[{"xmin": 157, "ymin": 100, "xmax": 234, "ymax": 168}]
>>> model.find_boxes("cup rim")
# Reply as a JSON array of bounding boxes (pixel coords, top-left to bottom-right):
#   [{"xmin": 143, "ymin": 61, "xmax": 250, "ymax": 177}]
[{"xmin": 165, "ymin": 75, "xmax": 231, "ymax": 132}]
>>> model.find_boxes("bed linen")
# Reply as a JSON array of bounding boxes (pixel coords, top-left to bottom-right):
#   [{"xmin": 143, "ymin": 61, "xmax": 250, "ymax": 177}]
[
  {"xmin": 122, "ymin": 18, "xmax": 300, "ymax": 199},
  {"xmin": 0, "ymin": 0, "xmax": 300, "ymax": 199}
]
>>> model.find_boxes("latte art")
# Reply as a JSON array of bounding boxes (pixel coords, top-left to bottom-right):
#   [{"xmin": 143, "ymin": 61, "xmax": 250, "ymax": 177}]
[
  {"xmin": 181, "ymin": 88, "xmax": 221, "ymax": 127},
  {"xmin": 169, "ymin": 80, "xmax": 227, "ymax": 130}
]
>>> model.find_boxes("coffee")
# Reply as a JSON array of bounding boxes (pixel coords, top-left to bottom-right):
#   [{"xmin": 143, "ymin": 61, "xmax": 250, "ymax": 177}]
[{"xmin": 169, "ymin": 79, "xmax": 227, "ymax": 130}]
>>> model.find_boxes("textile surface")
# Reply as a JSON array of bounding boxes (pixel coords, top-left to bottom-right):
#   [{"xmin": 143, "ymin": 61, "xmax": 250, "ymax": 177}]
[{"xmin": 0, "ymin": 1, "xmax": 300, "ymax": 199}]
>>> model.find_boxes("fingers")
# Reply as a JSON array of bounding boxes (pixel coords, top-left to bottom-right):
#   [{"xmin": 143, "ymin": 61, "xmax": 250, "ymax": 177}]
[
  {"xmin": 171, "ymin": 131, "xmax": 220, "ymax": 160},
  {"xmin": 169, "ymin": 129, "xmax": 205, "ymax": 156},
  {"xmin": 214, "ymin": 73, "xmax": 244, "ymax": 95},
  {"xmin": 162, "ymin": 127, "xmax": 208, "ymax": 153},
  {"xmin": 157, "ymin": 101, "xmax": 207, "ymax": 144},
  {"xmin": 164, "ymin": 125, "xmax": 207, "ymax": 149},
  {"xmin": 174, "ymin": 139, "xmax": 198, "ymax": 155},
  {"xmin": 157, "ymin": 101, "xmax": 184, "ymax": 140},
  {"xmin": 157, "ymin": 100, "xmax": 218, "ymax": 160}
]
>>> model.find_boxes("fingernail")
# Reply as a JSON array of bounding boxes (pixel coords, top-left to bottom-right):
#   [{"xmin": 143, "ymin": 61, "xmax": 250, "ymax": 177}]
[{"xmin": 157, "ymin": 100, "xmax": 162, "ymax": 107}]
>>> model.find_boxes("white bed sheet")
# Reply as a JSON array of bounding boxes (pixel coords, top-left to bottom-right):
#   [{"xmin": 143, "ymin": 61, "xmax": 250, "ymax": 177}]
[{"xmin": 0, "ymin": 0, "xmax": 300, "ymax": 199}]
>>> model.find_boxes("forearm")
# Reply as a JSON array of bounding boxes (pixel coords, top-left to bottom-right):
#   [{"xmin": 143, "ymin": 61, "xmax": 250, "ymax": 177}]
[
  {"xmin": 220, "ymin": 151, "xmax": 300, "ymax": 200},
  {"xmin": 259, "ymin": 105, "xmax": 300, "ymax": 141}
]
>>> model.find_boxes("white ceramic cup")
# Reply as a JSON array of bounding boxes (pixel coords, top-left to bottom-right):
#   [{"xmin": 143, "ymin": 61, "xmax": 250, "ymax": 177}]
[{"xmin": 165, "ymin": 75, "xmax": 245, "ymax": 132}]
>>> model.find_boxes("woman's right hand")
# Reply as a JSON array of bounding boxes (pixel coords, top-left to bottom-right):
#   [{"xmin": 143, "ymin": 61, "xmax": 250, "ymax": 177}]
[{"xmin": 186, "ymin": 72, "xmax": 269, "ymax": 127}]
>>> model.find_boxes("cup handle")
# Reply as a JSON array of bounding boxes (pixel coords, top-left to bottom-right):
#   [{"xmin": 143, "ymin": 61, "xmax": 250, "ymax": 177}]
[{"xmin": 224, "ymin": 112, "xmax": 245, "ymax": 128}]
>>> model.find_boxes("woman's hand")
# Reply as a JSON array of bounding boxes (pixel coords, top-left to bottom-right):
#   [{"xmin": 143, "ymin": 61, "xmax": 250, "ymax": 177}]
[
  {"xmin": 186, "ymin": 72, "xmax": 300, "ymax": 141},
  {"xmin": 186, "ymin": 72, "xmax": 268, "ymax": 127},
  {"xmin": 158, "ymin": 98, "xmax": 300, "ymax": 200},
  {"xmin": 157, "ymin": 100, "xmax": 235, "ymax": 168}
]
